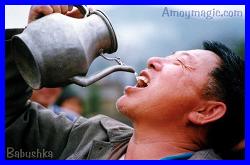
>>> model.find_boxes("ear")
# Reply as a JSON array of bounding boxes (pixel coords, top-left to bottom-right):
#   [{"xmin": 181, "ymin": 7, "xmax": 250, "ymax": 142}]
[{"xmin": 188, "ymin": 101, "xmax": 227, "ymax": 125}]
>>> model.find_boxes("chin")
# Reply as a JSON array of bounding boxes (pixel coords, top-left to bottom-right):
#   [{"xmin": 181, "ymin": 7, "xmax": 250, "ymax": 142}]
[
  {"xmin": 116, "ymin": 94, "xmax": 136, "ymax": 116},
  {"xmin": 116, "ymin": 95, "xmax": 127, "ymax": 112},
  {"xmin": 117, "ymin": 95, "xmax": 143, "ymax": 121}
]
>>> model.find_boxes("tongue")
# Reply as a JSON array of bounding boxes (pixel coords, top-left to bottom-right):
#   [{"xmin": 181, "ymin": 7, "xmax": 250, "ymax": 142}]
[{"xmin": 136, "ymin": 79, "xmax": 147, "ymax": 88}]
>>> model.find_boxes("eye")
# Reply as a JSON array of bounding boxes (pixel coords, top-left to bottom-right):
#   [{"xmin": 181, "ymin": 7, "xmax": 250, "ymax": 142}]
[
  {"xmin": 175, "ymin": 58, "xmax": 185, "ymax": 66},
  {"xmin": 176, "ymin": 57, "xmax": 195, "ymax": 71}
]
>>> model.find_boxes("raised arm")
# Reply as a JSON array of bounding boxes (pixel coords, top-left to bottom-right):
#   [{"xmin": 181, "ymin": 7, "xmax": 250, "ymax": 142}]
[{"xmin": 5, "ymin": 6, "xmax": 88, "ymax": 159}]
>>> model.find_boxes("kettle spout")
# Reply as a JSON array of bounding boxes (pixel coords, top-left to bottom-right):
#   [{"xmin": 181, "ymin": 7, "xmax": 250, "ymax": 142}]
[{"xmin": 70, "ymin": 65, "xmax": 135, "ymax": 87}]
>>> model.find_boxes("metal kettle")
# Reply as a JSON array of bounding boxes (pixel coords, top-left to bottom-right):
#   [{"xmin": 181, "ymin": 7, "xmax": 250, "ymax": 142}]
[{"xmin": 12, "ymin": 5, "xmax": 134, "ymax": 89}]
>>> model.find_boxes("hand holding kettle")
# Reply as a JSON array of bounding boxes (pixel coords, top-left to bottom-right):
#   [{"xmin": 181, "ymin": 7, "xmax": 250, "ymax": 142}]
[{"xmin": 28, "ymin": 5, "xmax": 86, "ymax": 23}]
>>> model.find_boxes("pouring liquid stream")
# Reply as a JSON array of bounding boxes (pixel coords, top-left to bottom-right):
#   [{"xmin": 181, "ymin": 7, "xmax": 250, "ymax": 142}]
[{"xmin": 134, "ymin": 72, "xmax": 138, "ymax": 81}]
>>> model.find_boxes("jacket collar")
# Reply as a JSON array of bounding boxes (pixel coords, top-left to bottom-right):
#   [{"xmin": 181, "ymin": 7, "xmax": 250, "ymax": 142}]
[
  {"xmin": 86, "ymin": 115, "xmax": 133, "ymax": 159},
  {"xmin": 100, "ymin": 115, "xmax": 133, "ymax": 143}
]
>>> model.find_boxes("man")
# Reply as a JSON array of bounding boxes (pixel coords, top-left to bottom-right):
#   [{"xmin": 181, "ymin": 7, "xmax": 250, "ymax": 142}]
[{"xmin": 6, "ymin": 5, "xmax": 244, "ymax": 160}]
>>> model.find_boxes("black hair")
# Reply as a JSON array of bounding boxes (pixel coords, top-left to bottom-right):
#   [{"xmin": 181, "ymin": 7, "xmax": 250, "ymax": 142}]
[
  {"xmin": 55, "ymin": 86, "xmax": 83, "ymax": 106},
  {"xmin": 202, "ymin": 41, "xmax": 244, "ymax": 154}
]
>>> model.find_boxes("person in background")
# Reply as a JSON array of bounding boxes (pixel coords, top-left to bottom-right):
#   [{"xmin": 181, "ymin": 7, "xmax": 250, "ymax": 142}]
[
  {"xmin": 50, "ymin": 86, "xmax": 84, "ymax": 122},
  {"xmin": 55, "ymin": 86, "xmax": 84, "ymax": 115},
  {"xmin": 31, "ymin": 88, "xmax": 62, "ymax": 108},
  {"xmin": 31, "ymin": 86, "xmax": 81, "ymax": 122}
]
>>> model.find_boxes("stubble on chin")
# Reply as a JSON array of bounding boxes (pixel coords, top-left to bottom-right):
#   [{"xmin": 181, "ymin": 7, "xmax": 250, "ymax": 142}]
[{"xmin": 116, "ymin": 96, "xmax": 131, "ymax": 116}]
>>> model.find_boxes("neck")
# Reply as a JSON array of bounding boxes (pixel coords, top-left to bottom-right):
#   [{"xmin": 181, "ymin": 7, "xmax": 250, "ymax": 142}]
[{"xmin": 125, "ymin": 121, "xmax": 202, "ymax": 160}]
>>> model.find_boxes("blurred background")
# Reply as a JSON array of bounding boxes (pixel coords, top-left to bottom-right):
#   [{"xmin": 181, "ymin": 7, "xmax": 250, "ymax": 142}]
[{"xmin": 5, "ymin": 5, "xmax": 245, "ymax": 125}]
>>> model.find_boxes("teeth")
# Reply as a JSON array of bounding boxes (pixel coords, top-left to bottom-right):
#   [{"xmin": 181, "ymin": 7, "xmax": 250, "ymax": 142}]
[
  {"xmin": 136, "ymin": 76, "xmax": 150, "ymax": 88},
  {"xmin": 136, "ymin": 76, "xmax": 149, "ymax": 84}
]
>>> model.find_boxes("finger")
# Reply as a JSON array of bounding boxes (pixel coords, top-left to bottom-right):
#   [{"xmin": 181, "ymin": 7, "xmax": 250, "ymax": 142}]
[
  {"xmin": 36, "ymin": 5, "xmax": 54, "ymax": 15},
  {"xmin": 66, "ymin": 8, "xmax": 84, "ymax": 18},
  {"xmin": 28, "ymin": 5, "xmax": 53, "ymax": 23},
  {"xmin": 68, "ymin": 5, "xmax": 73, "ymax": 11},
  {"xmin": 51, "ymin": 5, "xmax": 61, "ymax": 13},
  {"xmin": 60, "ymin": 5, "xmax": 68, "ymax": 14}
]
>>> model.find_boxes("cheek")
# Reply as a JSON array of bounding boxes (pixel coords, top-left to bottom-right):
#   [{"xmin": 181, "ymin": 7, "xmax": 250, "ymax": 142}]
[
  {"xmin": 159, "ymin": 66, "xmax": 201, "ymax": 94},
  {"xmin": 149, "ymin": 72, "xmax": 199, "ymax": 108},
  {"xmin": 152, "ymin": 70, "xmax": 185, "ymax": 96}
]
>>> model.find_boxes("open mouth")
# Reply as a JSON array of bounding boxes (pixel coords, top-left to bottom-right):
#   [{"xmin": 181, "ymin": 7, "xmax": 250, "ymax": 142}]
[{"xmin": 135, "ymin": 71, "xmax": 150, "ymax": 88}]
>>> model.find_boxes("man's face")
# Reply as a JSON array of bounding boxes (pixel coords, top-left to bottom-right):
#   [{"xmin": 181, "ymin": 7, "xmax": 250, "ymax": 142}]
[{"xmin": 116, "ymin": 49, "xmax": 221, "ymax": 124}]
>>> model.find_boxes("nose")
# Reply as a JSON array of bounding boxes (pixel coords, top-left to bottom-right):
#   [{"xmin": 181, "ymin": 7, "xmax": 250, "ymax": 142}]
[{"xmin": 147, "ymin": 57, "xmax": 163, "ymax": 71}]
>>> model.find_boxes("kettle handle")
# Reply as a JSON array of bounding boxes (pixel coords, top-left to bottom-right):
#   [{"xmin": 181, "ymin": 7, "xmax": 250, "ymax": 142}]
[{"xmin": 74, "ymin": 5, "xmax": 90, "ymax": 18}]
